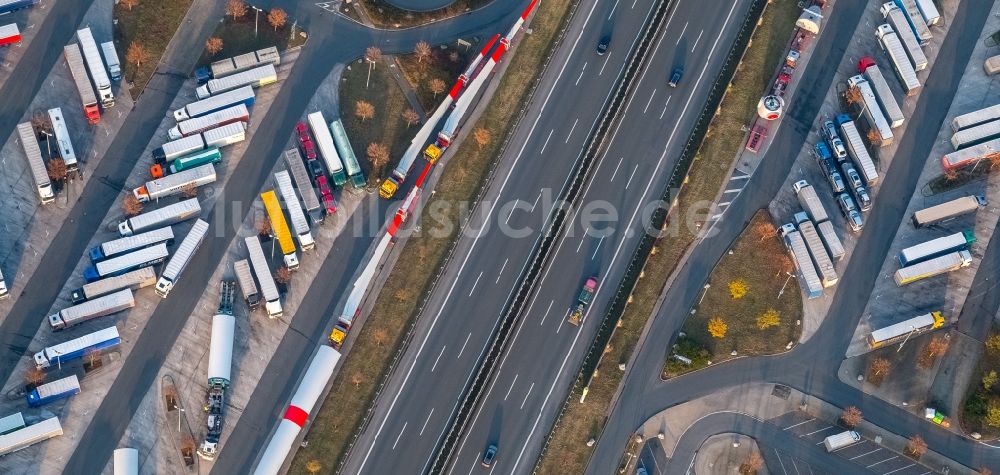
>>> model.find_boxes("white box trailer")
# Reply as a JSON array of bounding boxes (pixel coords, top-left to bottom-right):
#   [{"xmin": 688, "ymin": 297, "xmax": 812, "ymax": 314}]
[
  {"xmin": 899, "ymin": 230, "xmax": 975, "ymax": 267},
  {"xmin": 780, "ymin": 224, "xmax": 823, "ymax": 299},
  {"xmin": 76, "ymin": 28, "xmax": 113, "ymax": 107},
  {"xmin": 208, "ymin": 312, "xmax": 235, "ymax": 387},
  {"xmin": 70, "ymin": 266, "xmax": 156, "ymax": 304},
  {"xmin": 941, "ymin": 138, "xmax": 1000, "ymax": 172},
  {"xmin": 155, "ymin": 219, "xmax": 209, "ymax": 297},
  {"xmin": 817, "ymin": 220, "xmax": 845, "ymax": 261},
  {"xmin": 880, "ymin": 3, "xmax": 927, "ymax": 71},
  {"xmin": 860, "ymin": 60, "xmax": 904, "ymax": 129},
  {"xmin": 274, "ymin": 171, "xmax": 315, "ymax": 250},
  {"xmin": 174, "ymin": 86, "xmax": 255, "ymax": 122},
  {"xmin": 282, "ymin": 148, "xmax": 323, "ymax": 223},
  {"xmin": 90, "ymin": 226, "xmax": 174, "ymax": 261},
  {"xmin": 876, "ymin": 24, "xmax": 921, "ymax": 96},
  {"xmin": 951, "ymin": 120, "xmax": 1000, "ymax": 150},
  {"xmin": 196, "ymin": 64, "xmax": 277, "ymax": 99},
  {"xmin": 912, "ymin": 195, "xmax": 986, "ymax": 227},
  {"xmin": 952, "ymin": 104, "xmax": 1000, "ymax": 132},
  {"xmin": 153, "ymin": 134, "xmax": 206, "ymax": 163},
  {"xmin": 48, "ymin": 107, "xmax": 79, "ymax": 172},
  {"xmin": 895, "ymin": 250, "xmax": 972, "ymax": 286},
  {"xmin": 100, "ymin": 41, "xmax": 121, "ymax": 81},
  {"xmin": 48, "ymin": 288, "xmax": 134, "ymax": 330},
  {"xmin": 0, "ymin": 417, "xmax": 62, "ymax": 456},
  {"xmin": 202, "ymin": 121, "xmax": 246, "ymax": 148},
  {"xmin": 16, "ymin": 122, "xmax": 53, "ymax": 203},
  {"xmin": 837, "ymin": 117, "xmax": 879, "ymax": 185},
  {"xmin": 895, "ymin": 0, "xmax": 932, "ymax": 44},
  {"xmin": 234, "ymin": 259, "xmax": 260, "ymax": 309},
  {"xmin": 847, "ymin": 75, "xmax": 894, "ymax": 146},
  {"xmin": 133, "ymin": 163, "xmax": 217, "ymax": 202},
  {"xmin": 206, "ymin": 46, "xmax": 280, "ymax": 80},
  {"xmin": 169, "ymin": 104, "xmax": 249, "ymax": 140},
  {"xmin": 795, "ymin": 216, "xmax": 838, "ymax": 288},
  {"xmin": 913, "ymin": 0, "xmax": 940, "ymax": 26},
  {"xmin": 245, "ymin": 236, "xmax": 282, "ymax": 318},
  {"xmin": 0, "ymin": 268, "xmax": 7, "ymax": 300},
  {"xmin": 85, "ymin": 243, "xmax": 169, "ymax": 282},
  {"xmin": 114, "ymin": 448, "xmax": 139, "ymax": 475},
  {"xmin": 0, "ymin": 413, "xmax": 25, "ymax": 435},
  {"xmin": 823, "ymin": 431, "xmax": 860, "ymax": 452},
  {"xmin": 308, "ymin": 111, "xmax": 346, "ymax": 186},
  {"xmin": 119, "ymin": 198, "xmax": 201, "ymax": 236},
  {"xmin": 792, "ymin": 180, "xmax": 829, "ymax": 223}
]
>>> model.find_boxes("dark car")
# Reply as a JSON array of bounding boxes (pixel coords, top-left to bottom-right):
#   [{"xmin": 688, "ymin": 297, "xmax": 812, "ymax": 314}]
[
  {"xmin": 308, "ymin": 159, "xmax": 326, "ymax": 181},
  {"xmin": 597, "ymin": 35, "xmax": 610, "ymax": 55},
  {"xmin": 668, "ymin": 67, "xmax": 683, "ymax": 87},
  {"xmin": 481, "ymin": 444, "xmax": 498, "ymax": 467}
]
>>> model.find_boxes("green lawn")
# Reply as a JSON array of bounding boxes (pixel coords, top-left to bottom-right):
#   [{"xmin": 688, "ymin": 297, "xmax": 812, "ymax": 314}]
[
  {"xmin": 113, "ymin": 0, "xmax": 194, "ymax": 98},
  {"xmin": 963, "ymin": 326, "xmax": 1000, "ymax": 438},
  {"xmin": 354, "ymin": 0, "xmax": 492, "ymax": 29}
]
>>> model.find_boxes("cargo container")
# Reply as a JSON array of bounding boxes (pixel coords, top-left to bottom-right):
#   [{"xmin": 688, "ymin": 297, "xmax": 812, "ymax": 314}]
[
  {"xmin": 114, "ymin": 448, "xmax": 139, "ymax": 475},
  {"xmin": 63, "ymin": 44, "xmax": 100, "ymax": 124},
  {"xmin": 83, "ymin": 243, "xmax": 169, "ymax": 282},
  {"xmin": 261, "ymin": 190, "xmax": 299, "ymax": 269},
  {"xmin": 274, "ymin": 171, "xmax": 315, "ymax": 250},
  {"xmin": 119, "ymin": 198, "xmax": 201, "ymax": 236},
  {"xmin": 0, "ymin": 23, "xmax": 20, "ymax": 46},
  {"xmin": 792, "ymin": 180, "xmax": 829, "ymax": 223},
  {"xmin": 795, "ymin": 214, "xmax": 838, "ymax": 288},
  {"xmin": 34, "ymin": 326, "xmax": 120, "ymax": 369},
  {"xmin": 899, "ymin": 230, "xmax": 975, "ymax": 267},
  {"xmin": 308, "ymin": 111, "xmax": 347, "ymax": 186},
  {"xmin": 26, "ymin": 375, "xmax": 80, "ymax": 407},
  {"xmin": 234, "ymin": 259, "xmax": 260, "ymax": 309},
  {"xmin": 817, "ymin": 220, "xmax": 845, "ymax": 261},
  {"xmin": 90, "ymin": 226, "xmax": 174, "ymax": 262},
  {"xmin": 0, "ymin": 417, "xmax": 61, "ymax": 456},
  {"xmin": 48, "ymin": 107, "xmax": 80, "ymax": 174},
  {"xmin": 245, "ymin": 236, "xmax": 282, "ymax": 318},
  {"xmin": 880, "ymin": 3, "xmax": 927, "ymax": 71},
  {"xmin": 951, "ymin": 120, "xmax": 1000, "ymax": 150},
  {"xmin": 0, "ymin": 0, "xmax": 39, "ymax": 15},
  {"xmin": 846, "ymin": 75, "xmax": 894, "ymax": 146},
  {"xmin": 164, "ymin": 148, "xmax": 222, "ymax": 176},
  {"xmin": 868, "ymin": 311, "xmax": 944, "ymax": 347},
  {"xmin": 195, "ymin": 46, "xmax": 280, "ymax": 83},
  {"xmin": 780, "ymin": 224, "xmax": 823, "ymax": 299},
  {"xmin": 941, "ymin": 137, "xmax": 1000, "ymax": 171},
  {"xmin": 875, "ymin": 24, "xmax": 921, "ymax": 96},
  {"xmin": 836, "ymin": 115, "xmax": 879, "ymax": 185},
  {"xmin": 282, "ymin": 148, "xmax": 323, "ymax": 223},
  {"xmin": 48, "ymin": 289, "xmax": 134, "ymax": 330},
  {"xmin": 912, "ymin": 195, "xmax": 986, "ymax": 227},
  {"xmin": 77, "ymin": 28, "xmax": 114, "ymax": 107},
  {"xmin": 894, "ymin": 250, "xmax": 972, "ymax": 286},
  {"xmin": 0, "ymin": 413, "xmax": 25, "ymax": 435},
  {"xmin": 859, "ymin": 58, "xmax": 904, "ymax": 129},
  {"xmin": 951, "ymin": 104, "xmax": 1000, "ymax": 132},
  {"xmin": 894, "ymin": 0, "xmax": 932, "ymax": 44},
  {"xmin": 196, "ymin": 64, "xmax": 277, "ymax": 99},
  {"xmin": 156, "ymin": 219, "xmax": 209, "ymax": 297},
  {"xmin": 100, "ymin": 41, "xmax": 121, "ymax": 81},
  {"xmin": 133, "ymin": 163, "xmax": 217, "ymax": 202},
  {"xmin": 174, "ymin": 86, "xmax": 256, "ymax": 122},
  {"xmin": 16, "ymin": 122, "xmax": 53, "ymax": 203},
  {"xmin": 987, "ymin": 55, "xmax": 1000, "ymax": 76},
  {"xmin": 168, "ymin": 104, "xmax": 249, "ymax": 140},
  {"xmin": 329, "ymin": 119, "xmax": 366, "ymax": 188},
  {"xmin": 70, "ymin": 267, "xmax": 156, "ymax": 304},
  {"xmin": 823, "ymin": 431, "xmax": 861, "ymax": 452},
  {"xmin": 913, "ymin": 0, "xmax": 940, "ymax": 25}
]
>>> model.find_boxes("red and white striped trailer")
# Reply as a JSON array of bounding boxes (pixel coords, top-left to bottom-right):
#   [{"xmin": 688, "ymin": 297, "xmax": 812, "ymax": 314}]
[
  {"xmin": 0, "ymin": 23, "xmax": 20, "ymax": 47},
  {"xmin": 252, "ymin": 346, "xmax": 342, "ymax": 475}
]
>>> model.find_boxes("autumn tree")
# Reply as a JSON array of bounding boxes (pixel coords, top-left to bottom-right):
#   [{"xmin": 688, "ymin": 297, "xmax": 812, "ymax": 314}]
[
  {"xmin": 24, "ymin": 367, "xmax": 44, "ymax": 388},
  {"xmin": 123, "ymin": 195, "xmax": 144, "ymax": 216},
  {"xmin": 756, "ymin": 309, "xmax": 780, "ymax": 330},
  {"xmin": 472, "ymin": 127, "xmax": 491, "ymax": 151},
  {"xmin": 351, "ymin": 373, "xmax": 363, "ymax": 387},
  {"xmin": 981, "ymin": 467, "xmax": 993, "ymax": 475},
  {"xmin": 275, "ymin": 266, "xmax": 292, "ymax": 284},
  {"xmin": 428, "ymin": 78, "xmax": 446, "ymax": 98},
  {"xmin": 985, "ymin": 403, "xmax": 1000, "ymax": 428},
  {"xmin": 180, "ymin": 183, "xmax": 198, "ymax": 199},
  {"xmin": 918, "ymin": 336, "xmax": 949, "ymax": 368},
  {"xmin": 267, "ymin": 8, "xmax": 287, "ymax": 31},
  {"xmin": 986, "ymin": 334, "xmax": 1000, "ymax": 354},
  {"xmin": 226, "ymin": 0, "xmax": 247, "ymax": 19},
  {"xmin": 984, "ymin": 370, "xmax": 998, "ymax": 391},
  {"xmin": 366, "ymin": 142, "xmax": 390, "ymax": 179},
  {"xmin": 752, "ymin": 218, "xmax": 777, "ymax": 241},
  {"xmin": 256, "ymin": 217, "xmax": 272, "ymax": 237},
  {"xmin": 30, "ymin": 111, "xmax": 52, "ymax": 137},
  {"xmin": 365, "ymin": 46, "xmax": 383, "ymax": 64},
  {"xmin": 738, "ymin": 452, "xmax": 764, "ymax": 475},
  {"xmin": 905, "ymin": 435, "xmax": 927, "ymax": 458},
  {"xmin": 707, "ymin": 317, "xmax": 727, "ymax": 339},
  {"xmin": 401, "ymin": 108, "xmax": 420, "ymax": 127},
  {"xmin": 414, "ymin": 41, "xmax": 432, "ymax": 63},
  {"xmin": 305, "ymin": 460, "xmax": 322, "ymax": 474},
  {"xmin": 841, "ymin": 406, "xmax": 863, "ymax": 428},
  {"xmin": 728, "ymin": 279, "xmax": 748, "ymax": 299},
  {"xmin": 355, "ymin": 100, "xmax": 375, "ymax": 122},
  {"xmin": 205, "ymin": 37, "xmax": 224, "ymax": 56},
  {"xmin": 120, "ymin": 0, "xmax": 139, "ymax": 11},
  {"xmin": 844, "ymin": 86, "xmax": 862, "ymax": 107},
  {"xmin": 867, "ymin": 128, "xmax": 882, "ymax": 147},
  {"xmin": 374, "ymin": 327, "xmax": 388, "ymax": 346},
  {"xmin": 126, "ymin": 41, "xmax": 148, "ymax": 70},
  {"xmin": 47, "ymin": 158, "xmax": 68, "ymax": 182},
  {"xmin": 868, "ymin": 357, "xmax": 892, "ymax": 385}
]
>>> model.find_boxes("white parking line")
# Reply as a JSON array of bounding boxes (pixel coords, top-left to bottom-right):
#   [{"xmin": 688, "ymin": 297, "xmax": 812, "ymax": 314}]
[
  {"xmin": 677, "ymin": 21, "xmax": 688, "ymax": 44},
  {"xmin": 643, "ymin": 88, "xmax": 657, "ymax": 113},
  {"xmin": 691, "ymin": 29, "xmax": 704, "ymax": 52},
  {"xmin": 624, "ymin": 164, "xmax": 639, "ymax": 189},
  {"xmin": 538, "ymin": 299, "xmax": 555, "ymax": 326},
  {"xmin": 609, "ymin": 156, "xmax": 624, "ymax": 181},
  {"xmin": 565, "ymin": 118, "xmax": 579, "ymax": 143},
  {"xmin": 431, "ymin": 346, "xmax": 446, "ymax": 372},
  {"xmin": 774, "ymin": 448, "xmax": 790, "ymax": 475},
  {"xmin": 392, "ymin": 422, "xmax": 408, "ymax": 450},
  {"xmin": 723, "ymin": 188, "xmax": 740, "ymax": 193},
  {"xmin": 457, "ymin": 332, "xmax": 472, "ymax": 358},
  {"xmin": 782, "ymin": 418, "xmax": 815, "ymax": 430},
  {"xmin": 496, "ymin": 258, "xmax": 509, "ymax": 283},
  {"xmin": 467, "ymin": 452, "xmax": 481, "ymax": 475},
  {"xmin": 802, "ymin": 425, "xmax": 833, "ymax": 436},
  {"xmin": 866, "ymin": 455, "xmax": 898, "ymax": 467},
  {"xmin": 575, "ymin": 62, "xmax": 588, "ymax": 85},
  {"xmin": 504, "ymin": 374, "xmax": 519, "ymax": 401},
  {"xmin": 540, "ymin": 129, "xmax": 554, "ymax": 154},
  {"xmin": 520, "ymin": 382, "xmax": 535, "ymax": 409},
  {"xmin": 599, "ymin": 52, "xmax": 612, "ymax": 76},
  {"xmin": 468, "ymin": 271, "xmax": 483, "ymax": 296},
  {"xmin": 419, "ymin": 408, "xmax": 434, "ymax": 436},
  {"xmin": 849, "ymin": 447, "xmax": 882, "ymax": 460},
  {"xmin": 882, "ymin": 464, "xmax": 915, "ymax": 475},
  {"xmin": 730, "ymin": 174, "xmax": 750, "ymax": 180}
]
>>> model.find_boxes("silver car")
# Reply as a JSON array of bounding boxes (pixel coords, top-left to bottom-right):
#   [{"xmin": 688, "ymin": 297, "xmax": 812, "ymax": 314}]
[
  {"xmin": 823, "ymin": 120, "xmax": 848, "ymax": 160},
  {"xmin": 837, "ymin": 193, "xmax": 864, "ymax": 232}
]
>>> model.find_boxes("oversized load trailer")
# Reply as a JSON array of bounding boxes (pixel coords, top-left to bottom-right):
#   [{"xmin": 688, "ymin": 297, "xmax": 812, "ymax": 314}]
[
  {"xmin": 16, "ymin": 122, "xmax": 54, "ymax": 204},
  {"xmin": 245, "ymin": 236, "xmax": 282, "ymax": 318},
  {"xmin": 899, "ymin": 230, "xmax": 975, "ymax": 267},
  {"xmin": 282, "ymin": 148, "xmax": 323, "ymax": 224},
  {"xmin": 100, "ymin": 41, "xmax": 121, "ymax": 81},
  {"xmin": 133, "ymin": 163, "xmax": 217, "ymax": 202},
  {"xmin": 823, "ymin": 431, "xmax": 861, "ymax": 452},
  {"xmin": 329, "ymin": 119, "xmax": 366, "ymax": 188},
  {"xmin": 233, "ymin": 259, "xmax": 260, "ymax": 309},
  {"xmin": 847, "ymin": 75, "xmax": 894, "ymax": 146},
  {"xmin": 77, "ymin": 28, "xmax": 114, "ymax": 108},
  {"xmin": 880, "ymin": 3, "xmax": 927, "ymax": 71},
  {"xmin": 84, "ymin": 243, "xmax": 169, "ymax": 282},
  {"xmin": 836, "ymin": 115, "xmax": 879, "ymax": 185},
  {"xmin": 941, "ymin": 137, "xmax": 1000, "ymax": 171},
  {"xmin": 859, "ymin": 58, "xmax": 904, "ymax": 129},
  {"xmin": 114, "ymin": 448, "xmax": 139, "ymax": 475},
  {"xmin": 34, "ymin": 326, "xmax": 120, "ymax": 369},
  {"xmin": 795, "ymin": 215, "xmax": 838, "ymax": 288},
  {"xmin": 0, "ymin": 417, "xmax": 62, "ymax": 455},
  {"xmin": 70, "ymin": 266, "xmax": 156, "ymax": 304},
  {"xmin": 48, "ymin": 289, "xmax": 134, "ymax": 330},
  {"xmin": 868, "ymin": 311, "xmax": 944, "ymax": 347},
  {"xmin": 275, "ymin": 171, "xmax": 315, "ymax": 250},
  {"xmin": 952, "ymin": 103, "xmax": 1000, "ymax": 132},
  {"xmin": 951, "ymin": 120, "xmax": 1000, "ymax": 150},
  {"xmin": 0, "ymin": 23, "xmax": 20, "ymax": 46},
  {"xmin": 0, "ymin": 0, "xmax": 39, "ymax": 15},
  {"xmin": 208, "ymin": 311, "xmax": 235, "ymax": 387},
  {"xmin": 169, "ymin": 104, "xmax": 249, "ymax": 140},
  {"xmin": 875, "ymin": 24, "xmax": 921, "ymax": 96},
  {"xmin": 90, "ymin": 226, "xmax": 174, "ymax": 262},
  {"xmin": 174, "ymin": 86, "xmax": 256, "ymax": 122},
  {"xmin": 308, "ymin": 111, "xmax": 346, "ymax": 186},
  {"xmin": 894, "ymin": 0, "xmax": 932, "ymax": 44},
  {"xmin": 817, "ymin": 220, "xmax": 845, "ymax": 261},
  {"xmin": 26, "ymin": 375, "xmax": 80, "ymax": 407},
  {"xmin": 196, "ymin": 64, "xmax": 277, "ymax": 99},
  {"xmin": 196, "ymin": 46, "xmax": 280, "ymax": 83},
  {"xmin": 792, "ymin": 180, "xmax": 829, "ymax": 223},
  {"xmin": 261, "ymin": 190, "xmax": 299, "ymax": 269},
  {"xmin": 63, "ymin": 44, "xmax": 100, "ymax": 124},
  {"xmin": 199, "ymin": 282, "xmax": 236, "ymax": 461},
  {"xmin": 894, "ymin": 250, "xmax": 972, "ymax": 286},
  {"xmin": 119, "ymin": 198, "xmax": 201, "ymax": 236},
  {"xmin": 48, "ymin": 107, "xmax": 79, "ymax": 174},
  {"xmin": 156, "ymin": 219, "xmax": 210, "ymax": 297},
  {"xmin": 912, "ymin": 195, "xmax": 986, "ymax": 227},
  {"xmin": 780, "ymin": 224, "xmax": 823, "ymax": 299}
]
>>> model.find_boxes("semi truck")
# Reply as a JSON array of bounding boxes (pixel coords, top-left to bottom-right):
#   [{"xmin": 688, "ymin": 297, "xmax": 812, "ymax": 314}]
[
  {"xmin": 894, "ymin": 250, "xmax": 972, "ymax": 286},
  {"xmin": 48, "ymin": 108, "xmax": 79, "ymax": 174},
  {"xmin": 155, "ymin": 219, "xmax": 210, "ymax": 297},
  {"xmin": 132, "ymin": 163, "xmax": 217, "ymax": 202},
  {"xmin": 153, "ymin": 122, "xmax": 246, "ymax": 163},
  {"xmin": 76, "ymin": 28, "xmax": 114, "ymax": 108},
  {"xmin": 174, "ymin": 85, "xmax": 256, "ymax": 122},
  {"xmin": 63, "ymin": 44, "xmax": 100, "ymax": 124},
  {"xmin": 199, "ymin": 281, "xmax": 235, "ymax": 460},
  {"xmin": 245, "ymin": 236, "xmax": 282, "ymax": 318},
  {"xmin": 941, "ymin": 138, "xmax": 1000, "ymax": 171},
  {"xmin": 70, "ymin": 266, "xmax": 156, "ymax": 304},
  {"xmin": 119, "ymin": 198, "xmax": 201, "ymax": 236},
  {"xmin": 823, "ymin": 431, "xmax": 861, "ymax": 452},
  {"xmin": 195, "ymin": 46, "xmax": 280, "ymax": 83},
  {"xmin": 16, "ymin": 122, "xmax": 54, "ymax": 204},
  {"xmin": 780, "ymin": 224, "xmax": 823, "ymax": 299},
  {"xmin": 880, "ymin": 3, "xmax": 927, "ymax": 71},
  {"xmin": 0, "ymin": 0, "xmax": 39, "ymax": 15},
  {"xmin": 875, "ymin": 24, "xmax": 921, "ymax": 96},
  {"xmin": 83, "ymin": 243, "xmax": 169, "ymax": 282},
  {"xmin": 0, "ymin": 23, "xmax": 20, "ymax": 46},
  {"xmin": 234, "ymin": 259, "xmax": 260, "ymax": 309},
  {"xmin": 951, "ymin": 120, "xmax": 1000, "ymax": 150},
  {"xmin": 152, "ymin": 147, "xmax": 222, "ymax": 178},
  {"xmin": 846, "ymin": 75, "xmax": 894, "ymax": 146},
  {"xmin": 868, "ymin": 311, "xmax": 944, "ymax": 347},
  {"xmin": 282, "ymin": 148, "xmax": 323, "ymax": 223},
  {"xmin": 26, "ymin": 375, "xmax": 80, "ymax": 407},
  {"xmin": 899, "ymin": 230, "xmax": 975, "ymax": 267},
  {"xmin": 795, "ymin": 214, "xmax": 838, "ymax": 288},
  {"xmin": 792, "ymin": 180, "xmax": 829, "ymax": 223},
  {"xmin": 275, "ymin": 171, "xmax": 315, "ymax": 250},
  {"xmin": 836, "ymin": 115, "xmax": 879, "ymax": 185},
  {"xmin": 90, "ymin": 226, "xmax": 174, "ymax": 262},
  {"xmin": 308, "ymin": 111, "xmax": 346, "ymax": 186},
  {"xmin": 168, "ymin": 104, "xmax": 249, "ymax": 140},
  {"xmin": 100, "ymin": 41, "xmax": 121, "ymax": 81},
  {"xmin": 261, "ymin": 190, "xmax": 299, "ymax": 269},
  {"xmin": 913, "ymin": 0, "xmax": 940, "ymax": 25},
  {"xmin": 894, "ymin": 0, "xmax": 932, "ymax": 44},
  {"xmin": 952, "ymin": 104, "xmax": 1000, "ymax": 132},
  {"xmin": 912, "ymin": 195, "xmax": 986, "ymax": 227},
  {"xmin": 48, "ymin": 289, "xmax": 135, "ymax": 331},
  {"xmin": 0, "ymin": 417, "xmax": 62, "ymax": 456},
  {"xmin": 859, "ymin": 58, "xmax": 904, "ymax": 129},
  {"xmin": 566, "ymin": 277, "xmax": 598, "ymax": 326},
  {"xmin": 34, "ymin": 326, "xmax": 120, "ymax": 369},
  {"xmin": 329, "ymin": 119, "xmax": 366, "ymax": 188},
  {"xmin": 195, "ymin": 64, "xmax": 277, "ymax": 99},
  {"xmin": 817, "ymin": 220, "xmax": 845, "ymax": 261}
]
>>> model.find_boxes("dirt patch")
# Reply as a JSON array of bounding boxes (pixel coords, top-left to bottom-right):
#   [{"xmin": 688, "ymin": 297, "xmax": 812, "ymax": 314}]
[{"xmin": 113, "ymin": 0, "xmax": 194, "ymax": 98}]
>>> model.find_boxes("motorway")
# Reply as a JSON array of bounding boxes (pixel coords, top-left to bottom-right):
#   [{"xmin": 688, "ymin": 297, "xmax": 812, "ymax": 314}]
[
  {"xmin": 584, "ymin": 0, "xmax": 1000, "ymax": 472},
  {"xmin": 340, "ymin": 0, "xmax": 755, "ymax": 473}
]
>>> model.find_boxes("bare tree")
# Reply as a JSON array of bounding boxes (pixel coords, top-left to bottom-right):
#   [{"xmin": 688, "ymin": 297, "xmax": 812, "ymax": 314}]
[
  {"xmin": 374, "ymin": 327, "xmax": 388, "ymax": 346},
  {"xmin": 47, "ymin": 158, "xmax": 68, "ymax": 182},
  {"xmin": 472, "ymin": 127, "xmax": 491, "ymax": 151},
  {"xmin": 126, "ymin": 41, "xmax": 148, "ymax": 70},
  {"xmin": 180, "ymin": 183, "xmax": 198, "ymax": 198},
  {"xmin": 84, "ymin": 348, "xmax": 102, "ymax": 370},
  {"xmin": 256, "ymin": 217, "xmax": 271, "ymax": 237},
  {"xmin": 841, "ymin": 406, "xmax": 863, "ymax": 428},
  {"xmin": 31, "ymin": 111, "xmax": 52, "ymax": 137},
  {"xmin": 739, "ymin": 452, "xmax": 764, "ymax": 475},
  {"xmin": 428, "ymin": 78, "xmax": 446, "ymax": 98},
  {"xmin": 866, "ymin": 128, "xmax": 883, "ymax": 147},
  {"xmin": 123, "ymin": 195, "xmax": 144, "ymax": 216},
  {"xmin": 351, "ymin": 373, "xmax": 363, "ymax": 387},
  {"xmin": 366, "ymin": 142, "xmax": 390, "ymax": 179},
  {"xmin": 119, "ymin": 0, "xmax": 139, "ymax": 11},
  {"xmin": 401, "ymin": 108, "xmax": 420, "ymax": 128},
  {"xmin": 365, "ymin": 46, "xmax": 383, "ymax": 64},
  {"xmin": 267, "ymin": 8, "xmax": 288, "ymax": 31},
  {"xmin": 274, "ymin": 266, "xmax": 292, "ymax": 284},
  {"xmin": 24, "ymin": 367, "xmax": 44, "ymax": 388},
  {"xmin": 205, "ymin": 37, "xmax": 224, "ymax": 56},
  {"xmin": 305, "ymin": 460, "xmax": 322, "ymax": 474},
  {"xmin": 868, "ymin": 357, "xmax": 892, "ymax": 385},
  {"xmin": 448, "ymin": 50, "xmax": 460, "ymax": 63},
  {"xmin": 906, "ymin": 435, "xmax": 927, "ymax": 458},
  {"xmin": 355, "ymin": 100, "xmax": 375, "ymax": 122},
  {"xmin": 414, "ymin": 41, "xmax": 432, "ymax": 64},
  {"xmin": 225, "ymin": 0, "xmax": 247, "ymax": 19}
]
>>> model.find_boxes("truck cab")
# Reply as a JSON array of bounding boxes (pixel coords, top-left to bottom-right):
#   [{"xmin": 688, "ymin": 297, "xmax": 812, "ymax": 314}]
[{"xmin": 567, "ymin": 277, "xmax": 598, "ymax": 326}]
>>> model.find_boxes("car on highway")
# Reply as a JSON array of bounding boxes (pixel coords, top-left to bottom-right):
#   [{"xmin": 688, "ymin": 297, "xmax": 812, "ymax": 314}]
[
  {"xmin": 837, "ymin": 193, "xmax": 864, "ymax": 232},
  {"xmin": 597, "ymin": 35, "xmax": 610, "ymax": 55},
  {"xmin": 668, "ymin": 67, "xmax": 683, "ymax": 87},
  {"xmin": 481, "ymin": 444, "xmax": 498, "ymax": 467}
]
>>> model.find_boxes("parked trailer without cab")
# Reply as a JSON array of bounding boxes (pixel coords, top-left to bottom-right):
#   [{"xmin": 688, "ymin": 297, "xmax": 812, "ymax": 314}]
[
  {"xmin": 34, "ymin": 326, "xmax": 120, "ymax": 369},
  {"xmin": 0, "ymin": 417, "xmax": 61, "ymax": 456},
  {"xmin": 275, "ymin": 171, "xmax": 315, "ymax": 250},
  {"xmin": 70, "ymin": 267, "xmax": 156, "ymax": 304},
  {"xmin": 100, "ymin": 41, "xmax": 121, "ymax": 81},
  {"xmin": 880, "ymin": 3, "xmax": 927, "ymax": 71},
  {"xmin": 894, "ymin": 0, "xmax": 932, "ymax": 44},
  {"xmin": 156, "ymin": 219, "xmax": 210, "ymax": 297},
  {"xmin": 859, "ymin": 58, "xmax": 904, "ymax": 129},
  {"xmin": 196, "ymin": 64, "xmax": 276, "ymax": 99},
  {"xmin": 951, "ymin": 104, "xmax": 1000, "ymax": 132},
  {"xmin": 26, "ymin": 375, "xmax": 80, "ymax": 407},
  {"xmin": 875, "ymin": 24, "xmax": 920, "ymax": 96},
  {"xmin": 780, "ymin": 224, "xmax": 823, "ymax": 299},
  {"xmin": 233, "ymin": 259, "xmax": 260, "ymax": 310},
  {"xmin": 941, "ymin": 138, "xmax": 1000, "ymax": 171},
  {"xmin": 282, "ymin": 148, "xmax": 323, "ymax": 224},
  {"xmin": 48, "ymin": 289, "xmax": 134, "ymax": 330},
  {"xmin": 119, "ymin": 198, "xmax": 201, "ymax": 236},
  {"xmin": 912, "ymin": 195, "xmax": 986, "ymax": 227},
  {"xmin": 817, "ymin": 220, "xmax": 845, "ymax": 261},
  {"xmin": 16, "ymin": 122, "xmax": 54, "ymax": 203},
  {"xmin": 951, "ymin": 120, "xmax": 1000, "ymax": 150},
  {"xmin": 114, "ymin": 448, "xmax": 139, "ymax": 475},
  {"xmin": 245, "ymin": 236, "xmax": 282, "ymax": 318},
  {"xmin": 894, "ymin": 250, "xmax": 972, "ymax": 286}
]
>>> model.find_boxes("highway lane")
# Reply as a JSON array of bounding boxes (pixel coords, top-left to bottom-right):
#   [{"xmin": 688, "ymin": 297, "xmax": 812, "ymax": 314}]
[
  {"xmin": 447, "ymin": 0, "xmax": 754, "ymax": 473},
  {"xmin": 586, "ymin": 0, "xmax": 1000, "ymax": 472}
]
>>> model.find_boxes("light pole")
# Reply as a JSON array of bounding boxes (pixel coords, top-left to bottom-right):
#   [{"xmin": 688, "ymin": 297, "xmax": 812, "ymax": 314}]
[
  {"xmin": 251, "ymin": 6, "xmax": 263, "ymax": 39},
  {"xmin": 777, "ymin": 271, "xmax": 793, "ymax": 298},
  {"xmin": 40, "ymin": 130, "xmax": 52, "ymax": 157},
  {"xmin": 178, "ymin": 407, "xmax": 185, "ymax": 432}
]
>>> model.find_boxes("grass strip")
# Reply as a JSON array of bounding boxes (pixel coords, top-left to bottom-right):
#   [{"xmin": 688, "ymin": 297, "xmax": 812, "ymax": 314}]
[
  {"xmin": 356, "ymin": 0, "xmax": 491, "ymax": 29},
  {"xmin": 113, "ymin": 0, "xmax": 193, "ymax": 99}
]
